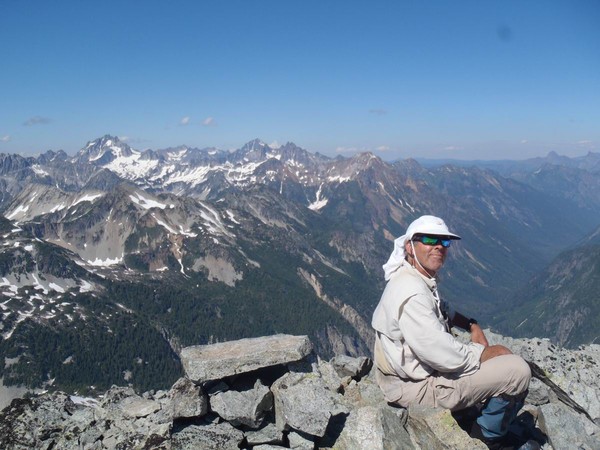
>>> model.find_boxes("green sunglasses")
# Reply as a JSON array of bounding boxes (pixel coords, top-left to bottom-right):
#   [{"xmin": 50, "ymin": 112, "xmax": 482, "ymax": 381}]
[{"xmin": 413, "ymin": 235, "xmax": 452, "ymax": 248}]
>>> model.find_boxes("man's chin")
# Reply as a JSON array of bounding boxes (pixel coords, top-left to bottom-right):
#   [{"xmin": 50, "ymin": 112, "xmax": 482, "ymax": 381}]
[{"xmin": 427, "ymin": 260, "xmax": 444, "ymax": 272}]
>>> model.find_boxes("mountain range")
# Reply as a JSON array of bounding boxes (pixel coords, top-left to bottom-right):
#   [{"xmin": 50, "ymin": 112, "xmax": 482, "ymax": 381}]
[{"xmin": 0, "ymin": 135, "xmax": 598, "ymax": 395}]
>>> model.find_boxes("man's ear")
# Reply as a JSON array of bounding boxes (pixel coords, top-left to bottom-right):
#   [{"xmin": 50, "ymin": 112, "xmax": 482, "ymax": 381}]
[{"xmin": 405, "ymin": 240, "xmax": 413, "ymax": 258}]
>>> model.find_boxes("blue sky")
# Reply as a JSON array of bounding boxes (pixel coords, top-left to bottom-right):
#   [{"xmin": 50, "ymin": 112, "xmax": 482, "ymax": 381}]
[{"xmin": 1, "ymin": 1, "xmax": 599, "ymax": 160}]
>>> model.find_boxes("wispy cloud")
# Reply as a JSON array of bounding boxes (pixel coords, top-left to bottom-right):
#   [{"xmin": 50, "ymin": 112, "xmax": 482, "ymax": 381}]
[
  {"xmin": 443, "ymin": 145, "xmax": 463, "ymax": 151},
  {"xmin": 335, "ymin": 146, "xmax": 358, "ymax": 154},
  {"xmin": 1, "ymin": 135, "xmax": 11, "ymax": 143},
  {"xmin": 23, "ymin": 116, "xmax": 51, "ymax": 126},
  {"xmin": 369, "ymin": 109, "xmax": 388, "ymax": 116},
  {"xmin": 180, "ymin": 116, "xmax": 191, "ymax": 126},
  {"xmin": 269, "ymin": 140, "xmax": 281, "ymax": 149},
  {"xmin": 336, "ymin": 145, "xmax": 390, "ymax": 154},
  {"xmin": 119, "ymin": 136, "xmax": 149, "ymax": 144},
  {"xmin": 520, "ymin": 140, "xmax": 528, "ymax": 144},
  {"xmin": 202, "ymin": 117, "xmax": 215, "ymax": 126},
  {"xmin": 576, "ymin": 140, "xmax": 596, "ymax": 150}
]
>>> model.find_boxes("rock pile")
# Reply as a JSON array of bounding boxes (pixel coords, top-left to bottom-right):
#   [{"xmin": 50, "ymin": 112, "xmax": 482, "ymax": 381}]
[{"xmin": 0, "ymin": 333, "xmax": 599, "ymax": 449}]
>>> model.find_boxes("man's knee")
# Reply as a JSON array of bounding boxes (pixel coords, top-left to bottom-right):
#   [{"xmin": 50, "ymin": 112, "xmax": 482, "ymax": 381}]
[
  {"xmin": 480, "ymin": 353, "xmax": 531, "ymax": 396},
  {"xmin": 503, "ymin": 354, "xmax": 531, "ymax": 395}
]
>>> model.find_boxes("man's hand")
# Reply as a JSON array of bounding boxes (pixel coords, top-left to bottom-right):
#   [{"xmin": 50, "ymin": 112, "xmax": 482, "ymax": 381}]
[
  {"xmin": 470, "ymin": 324, "xmax": 512, "ymax": 362},
  {"xmin": 480, "ymin": 344, "xmax": 513, "ymax": 363},
  {"xmin": 469, "ymin": 324, "xmax": 489, "ymax": 347}
]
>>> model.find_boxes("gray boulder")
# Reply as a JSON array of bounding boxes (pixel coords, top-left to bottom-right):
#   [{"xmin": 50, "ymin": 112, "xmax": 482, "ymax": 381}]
[
  {"xmin": 342, "ymin": 370, "xmax": 387, "ymax": 409},
  {"xmin": 335, "ymin": 404, "xmax": 414, "ymax": 450},
  {"xmin": 171, "ymin": 417, "xmax": 244, "ymax": 450},
  {"xmin": 538, "ymin": 402, "xmax": 600, "ymax": 450},
  {"xmin": 288, "ymin": 430, "xmax": 315, "ymax": 449},
  {"xmin": 121, "ymin": 396, "xmax": 161, "ymax": 418},
  {"xmin": 527, "ymin": 378, "xmax": 550, "ymax": 406},
  {"xmin": 271, "ymin": 371, "xmax": 347, "ymax": 437},
  {"xmin": 210, "ymin": 378, "xmax": 273, "ymax": 428},
  {"xmin": 331, "ymin": 354, "xmax": 372, "ymax": 379},
  {"xmin": 407, "ymin": 405, "xmax": 488, "ymax": 449},
  {"xmin": 169, "ymin": 376, "xmax": 208, "ymax": 419},
  {"xmin": 316, "ymin": 356, "xmax": 346, "ymax": 392},
  {"xmin": 244, "ymin": 422, "xmax": 284, "ymax": 446},
  {"xmin": 181, "ymin": 334, "xmax": 313, "ymax": 383}
]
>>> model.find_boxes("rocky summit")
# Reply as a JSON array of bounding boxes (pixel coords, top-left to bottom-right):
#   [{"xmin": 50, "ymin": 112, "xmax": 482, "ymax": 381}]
[{"xmin": 0, "ymin": 333, "xmax": 598, "ymax": 450}]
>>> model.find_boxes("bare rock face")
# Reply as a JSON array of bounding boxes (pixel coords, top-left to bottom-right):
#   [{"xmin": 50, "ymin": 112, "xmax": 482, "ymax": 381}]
[
  {"xmin": 181, "ymin": 334, "xmax": 313, "ymax": 383},
  {"xmin": 1, "ymin": 333, "xmax": 599, "ymax": 449}
]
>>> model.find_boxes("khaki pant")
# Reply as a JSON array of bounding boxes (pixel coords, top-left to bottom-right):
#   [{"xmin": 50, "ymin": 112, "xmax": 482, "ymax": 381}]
[{"xmin": 375, "ymin": 354, "xmax": 531, "ymax": 411}]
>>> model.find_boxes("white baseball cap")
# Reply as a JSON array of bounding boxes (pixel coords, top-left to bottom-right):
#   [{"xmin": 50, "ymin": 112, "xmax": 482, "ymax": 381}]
[
  {"xmin": 403, "ymin": 215, "xmax": 461, "ymax": 242},
  {"xmin": 382, "ymin": 215, "xmax": 460, "ymax": 280}
]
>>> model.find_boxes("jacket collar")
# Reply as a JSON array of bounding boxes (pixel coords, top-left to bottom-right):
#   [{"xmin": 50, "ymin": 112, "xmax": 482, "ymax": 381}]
[{"xmin": 402, "ymin": 260, "xmax": 438, "ymax": 292}]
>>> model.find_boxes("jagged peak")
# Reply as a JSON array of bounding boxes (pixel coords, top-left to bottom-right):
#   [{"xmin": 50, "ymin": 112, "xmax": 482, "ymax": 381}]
[
  {"xmin": 36, "ymin": 149, "xmax": 69, "ymax": 164},
  {"xmin": 241, "ymin": 138, "xmax": 269, "ymax": 152},
  {"xmin": 84, "ymin": 134, "xmax": 122, "ymax": 148},
  {"xmin": 351, "ymin": 151, "xmax": 379, "ymax": 162},
  {"xmin": 344, "ymin": 152, "xmax": 385, "ymax": 172},
  {"xmin": 75, "ymin": 134, "xmax": 135, "ymax": 164}
]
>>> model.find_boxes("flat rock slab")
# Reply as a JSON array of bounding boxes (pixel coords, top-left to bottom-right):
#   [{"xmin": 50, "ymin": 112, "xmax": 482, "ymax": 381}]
[{"xmin": 181, "ymin": 334, "xmax": 313, "ymax": 383}]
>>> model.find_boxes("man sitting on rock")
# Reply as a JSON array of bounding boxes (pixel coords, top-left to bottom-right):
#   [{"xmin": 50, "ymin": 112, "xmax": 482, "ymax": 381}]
[{"xmin": 371, "ymin": 215, "xmax": 539, "ymax": 450}]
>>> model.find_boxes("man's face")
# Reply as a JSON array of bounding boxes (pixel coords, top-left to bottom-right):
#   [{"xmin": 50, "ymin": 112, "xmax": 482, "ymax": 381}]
[{"xmin": 405, "ymin": 235, "xmax": 449, "ymax": 276}]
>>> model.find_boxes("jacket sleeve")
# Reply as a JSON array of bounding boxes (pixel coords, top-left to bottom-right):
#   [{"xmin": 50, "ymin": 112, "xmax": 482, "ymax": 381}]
[{"xmin": 399, "ymin": 293, "xmax": 484, "ymax": 375}]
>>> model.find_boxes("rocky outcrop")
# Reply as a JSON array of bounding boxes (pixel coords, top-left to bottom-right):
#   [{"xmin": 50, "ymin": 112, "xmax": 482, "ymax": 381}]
[{"xmin": 1, "ymin": 333, "xmax": 599, "ymax": 449}]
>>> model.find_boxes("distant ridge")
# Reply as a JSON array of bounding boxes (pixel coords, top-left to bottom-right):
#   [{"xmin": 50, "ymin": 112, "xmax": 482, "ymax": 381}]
[{"xmin": 0, "ymin": 135, "xmax": 598, "ymax": 395}]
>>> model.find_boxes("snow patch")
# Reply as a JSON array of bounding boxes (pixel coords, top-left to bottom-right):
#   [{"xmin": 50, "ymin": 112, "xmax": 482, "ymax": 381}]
[
  {"xmin": 73, "ymin": 193, "xmax": 104, "ymax": 206},
  {"xmin": 48, "ymin": 283, "xmax": 66, "ymax": 293},
  {"xmin": 87, "ymin": 256, "xmax": 123, "ymax": 267},
  {"xmin": 79, "ymin": 280, "xmax": 94, "ymax": 293},
  {"xmin": 31, "ymin": 165, "xmax": 49, "ymax": 177},
  {"xmin": 129, "ymin": 193, "xmax": 169, "ymax": 210},
  {"xmin": 308, "ymin": 184, "xmax": 328, "ymax": 211},
  {"xmin": 6, "ymin": 204, "xmax": 29, "ymax": 220},
  {"xmin": 226, "ymin": 210, "xmax": 240, "ymax": 224},
  {"xmin": 326, "ymin": 175, "xmax": 351, "ymax": 184}
]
